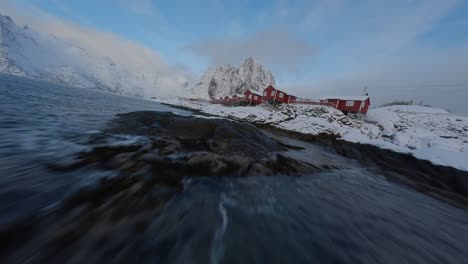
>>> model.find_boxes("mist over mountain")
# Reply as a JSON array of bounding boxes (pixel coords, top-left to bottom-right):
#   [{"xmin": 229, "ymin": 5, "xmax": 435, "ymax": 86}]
[{"xmin": 0, "ymin": 14, "xmax": 189, "ymax": 97}]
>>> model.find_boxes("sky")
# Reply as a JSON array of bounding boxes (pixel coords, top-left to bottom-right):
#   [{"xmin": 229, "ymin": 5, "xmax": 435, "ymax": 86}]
[{"xmin": 1, "ymin": 0, "xmax": 468, "ymax": 113}]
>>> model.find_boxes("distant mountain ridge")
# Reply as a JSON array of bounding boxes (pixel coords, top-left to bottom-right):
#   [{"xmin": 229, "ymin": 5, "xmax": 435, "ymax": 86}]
[
  {"xmin": 189, "ymin": 58, "xmax": 275, "ymax": 99},
  {"xmin": 0, "ymin": 14, "xmax": 187, "ymax": 97}
]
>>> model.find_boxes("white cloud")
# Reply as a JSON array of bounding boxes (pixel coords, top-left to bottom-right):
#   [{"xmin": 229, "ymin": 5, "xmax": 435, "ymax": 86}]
[
  {"xmin": 275, "ymin": 0, "xmax": 468, "ymax": 113},
  {"xmin": 0, "ymin": 0, "xmax": 191, "ymax": 98},
  {"xmin": 186, "ymin": 30, "xmax": 318, "ymax": 73},
  {"xmin": 291, "ymin": 44, "xmax": 468, "ymax": 115}
]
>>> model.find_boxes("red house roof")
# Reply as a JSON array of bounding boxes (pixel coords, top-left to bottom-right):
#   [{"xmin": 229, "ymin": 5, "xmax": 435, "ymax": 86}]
[
  {"xmin": 262, "ymin": 85, "xmax": 297, "ymax": 103},
  {"xmin": 320, "ymin": 96, "xmax": 370, "ymax": 101},
  {"xmin": 244, "ymin": 89, "xmax": 262, "ymax": 96},
  {"xmin": 320, "ymin": 96, "xmax": 371, "ymax": 114}
]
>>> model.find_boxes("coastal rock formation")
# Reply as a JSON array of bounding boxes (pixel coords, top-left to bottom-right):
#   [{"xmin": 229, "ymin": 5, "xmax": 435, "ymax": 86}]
[{"xmin": 1, "ymin": 111, "xmax": 323, "ymax": 262}]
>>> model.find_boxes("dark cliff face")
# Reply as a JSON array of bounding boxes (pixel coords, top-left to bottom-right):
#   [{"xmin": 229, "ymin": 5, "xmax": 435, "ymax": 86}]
[
  {"xmin": 0, "ymin": 15, "xmax": 21, "ymax": 74},
  {"xmin": 208, "ymin": 78, "xmax": 219, "ymax": 98}
]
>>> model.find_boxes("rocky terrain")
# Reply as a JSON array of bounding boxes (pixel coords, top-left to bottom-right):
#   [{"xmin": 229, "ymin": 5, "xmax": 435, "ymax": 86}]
[
  {"xmin": 1, "ymin": 109, "xmax": 468, "ymax": 263},
  {"xmin": 162, "ymin": 99, "xmax": 468, "ymax": 172},
  {"xmin": 1, "ymin": 111, "xmax": 330, "ymax": 263},
  {"xmin": 189, "ymin": 58, "xmax": 275, "ymax": 99}
]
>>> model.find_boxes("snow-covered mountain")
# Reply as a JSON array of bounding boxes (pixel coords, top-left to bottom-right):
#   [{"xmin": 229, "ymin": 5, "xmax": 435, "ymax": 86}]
[
  {"xmin": 189, "ymin": 58, "xmax": 275, "ymax": 99},
  {"xmin": 0, "ymin": 14, "xmax": 188, "ymax": 98}
]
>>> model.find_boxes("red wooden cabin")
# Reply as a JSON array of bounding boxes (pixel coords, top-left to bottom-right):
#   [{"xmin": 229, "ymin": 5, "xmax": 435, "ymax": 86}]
[
  {"xmin": 244, "ymin": 89, "xmax": 263, "ymax": 105},
  {"xmin": 262, "ymin": 85, "xmax": 276, "ymax": 102},
  {"xmin": 287, "ymin": 95, "xmax": 297, "ymax": 104},
  {"xmin": 262, "ymin": 85, "xmax": 297, "ymax": 104},
  {"xmin": 232, "ymin": 94, "xmax": 244, "ymax": 106},
  {"xmin": 234, "ymin": 94, "xmax": 245, "ymax": 101},
  {"xmin": 320, "ymin": 96, "xmax": 371, "ymax": 114},
  {"xmin": 221, "ymin": 95, "xmax": 231, "ymax": 105}
]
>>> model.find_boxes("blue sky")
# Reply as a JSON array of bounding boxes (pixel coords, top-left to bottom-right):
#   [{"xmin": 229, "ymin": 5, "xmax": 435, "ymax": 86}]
[{"xmin": 2, "ymin": 0, "xmax": 468, "ymax": 112}]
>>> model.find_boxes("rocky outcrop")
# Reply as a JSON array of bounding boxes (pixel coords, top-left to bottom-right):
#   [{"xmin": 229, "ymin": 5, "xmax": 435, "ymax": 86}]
[
  {"xmin": 0, "ymin": 111, "xmax": 326, "ymax": 263},
  {"xmin": 74, "ymin": 111, "xmax": 321, "ymax": 177},
  {"xmin": 259, "ymin": 124, "xmax": 468, "ymax": 209},
  {"xmin": 2, "ymin": 110, "xmax": 468, "ymax": 262},
  {"xmin": 189, "ymin": 58, "xmax": 275, "ymax": 99}
]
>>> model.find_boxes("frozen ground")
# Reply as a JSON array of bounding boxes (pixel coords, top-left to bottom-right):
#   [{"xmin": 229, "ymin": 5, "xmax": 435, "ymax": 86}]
[{"xmin": 161, "ymin": 99, "xmax": 468, "ymax": 172}]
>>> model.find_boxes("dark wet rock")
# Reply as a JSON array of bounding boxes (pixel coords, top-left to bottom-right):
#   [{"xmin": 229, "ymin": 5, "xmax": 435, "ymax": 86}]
[
  {"xmin": 260, "ymin": 125, "xmax": 468, "ymax": 208},
  {"xmin": 1, "ymin": 111, "xmax": 327, "ymax": 263},
  {"xmin": 331, "ymin": 141, "xmax": 468, "ymax": 200},
  {"xmin": 86, "ymin": 111, "xmax": 318, "ymax": 179},
  {"xmin": 266, "ymin": 154, "xmax": 321, "ymax": 175}
]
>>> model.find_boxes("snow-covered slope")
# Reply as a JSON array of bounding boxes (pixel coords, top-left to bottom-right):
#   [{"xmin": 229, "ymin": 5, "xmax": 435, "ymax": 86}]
[
  {"xmin": 189, "ymin": 58, "xmax": 275, "ymax": 99},
  {"xmin": 364, "ymin": 106, "xmax": 468, "ymax": 170},
  {"xmin": 162, "ymin": 99, "xmax": 468, "ymax": 171},
  {"xmin": 0, "ymin": 14, "xmax": 187, "ymax": 97}
]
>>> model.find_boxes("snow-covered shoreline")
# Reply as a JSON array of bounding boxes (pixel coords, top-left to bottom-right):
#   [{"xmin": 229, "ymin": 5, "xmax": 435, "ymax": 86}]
[{"xmin": 159, "ymin": 98, "xmax": 468, "ymax": 172}]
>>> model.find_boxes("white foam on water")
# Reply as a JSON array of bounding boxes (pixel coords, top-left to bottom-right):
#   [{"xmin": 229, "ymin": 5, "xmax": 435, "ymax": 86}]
[
  {"xmin": 210, "ymin": 193, "xmax": 229, "ymax": 264},
  {"xmin": 103, "ymin": 134, "xmax": 149, "ymax": 146}
]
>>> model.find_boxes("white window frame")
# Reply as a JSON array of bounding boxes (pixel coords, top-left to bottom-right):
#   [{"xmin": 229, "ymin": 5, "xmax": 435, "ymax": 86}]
[
  {"xmin": 254, "ymin": 96, "xmax": 258, "ymax": 100},
  {"xmin": 271, "ymin": 91, "xmax": 275, "ymax": 96},
  {"xmin": 248, "ymin": 94, "xmax": 252, "ymax": 99},
  {"xmin": 279, "ymin": 93, "xmax": 284, "ymax": 98},
  {"xmin": 346, "ymin": 100, "xmax": 355, "ymax": 107},
  {"xmin": 263, "ymin": 91, "xmax": 267, "ymax": 96}
]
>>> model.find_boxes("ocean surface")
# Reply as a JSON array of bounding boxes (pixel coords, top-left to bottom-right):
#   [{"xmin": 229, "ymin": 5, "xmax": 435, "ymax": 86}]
[
  {"xmin": 0, "ymin": 74, "xmax": 189, "ymax": 226},
  {"xmin": 1, "ymin": 73, "xmax": 468, "ymax": 263}
]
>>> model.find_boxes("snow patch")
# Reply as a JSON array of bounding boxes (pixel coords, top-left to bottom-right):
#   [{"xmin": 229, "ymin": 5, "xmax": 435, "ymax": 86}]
[{"xmin": 164, "ymin": 99, "xmax": 468, "ymax": 172}]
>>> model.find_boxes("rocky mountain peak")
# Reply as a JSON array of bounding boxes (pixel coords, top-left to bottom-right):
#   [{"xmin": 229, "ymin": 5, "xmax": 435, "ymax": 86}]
[
  {"xmin": 240, "ymin": 58, "xmax": 263, "ymax": 69},
  {"xmin": 0, "ymin": 14, "xmax": 13, "ymax": 26},
  {"xmin": 189, "ymin": 58, "xmax": 275, "ymax": 99},
  {"xmin": 0, "ymin": 15, "xmax": 17, "ymax": 43}
]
